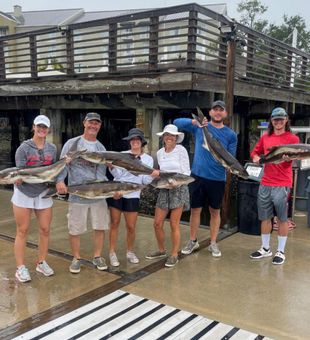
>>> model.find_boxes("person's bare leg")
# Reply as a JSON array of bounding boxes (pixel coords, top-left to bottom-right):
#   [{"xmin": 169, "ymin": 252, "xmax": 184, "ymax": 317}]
[
  {"xmin": 153, "ymin": 207, "xmax": 168, "ymax": 251},
  {"xmin": 109, "ymin": 207, "xmax": 121, "ymax": 253},
  {"xmin": 13, "ymin": 205, "xmax": 32, "ymax": 267},
  {"xmin": 35, "ymin": 208, "xmax": 52, "ymax": 262},
  {"xmin": 189, "ymin": 207, "xmax": 202, "ymax": 240},
  {"xmin": 169, "ymin": 207, "xmax": 183, "ymax": 257}
]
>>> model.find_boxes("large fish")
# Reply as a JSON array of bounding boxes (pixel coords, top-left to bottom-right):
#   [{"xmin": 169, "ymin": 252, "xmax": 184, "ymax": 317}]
[
  {"xmin": 194, "ymin": 107, "xmax": 249, "ymax": 179},
  {"xmin": 259, "ymin": 144, "xmax": 310, "ymax": 164},
  {"xmin": 150, "ymin": 172, "xmax": 195, "ymax": 189},
  {"xmin": 44, "ymin": 181, "xmax": 146, "ymax": 199},
  {"xmin": 0, "ymin": 150, "xmax": 84, "ymax": 185},
  {"xmin": 80, "ymin": 151, "xmax": 155, "ymax": 175}
]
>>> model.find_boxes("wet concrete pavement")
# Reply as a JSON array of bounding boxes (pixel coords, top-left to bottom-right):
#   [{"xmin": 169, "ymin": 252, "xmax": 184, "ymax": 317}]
[{"xmin": 0, "ymin": 188, "xmax": 309, "ymax": 339}]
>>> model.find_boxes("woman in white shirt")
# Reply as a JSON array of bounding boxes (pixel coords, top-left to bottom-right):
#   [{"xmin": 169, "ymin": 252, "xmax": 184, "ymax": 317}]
[
  {"xmin": 108, "ymin": 128, "xmax": 155, "ymax": 267},
  {"xmin": 145, "ymin": 124, "xmax": 191, "ymax": 267}
]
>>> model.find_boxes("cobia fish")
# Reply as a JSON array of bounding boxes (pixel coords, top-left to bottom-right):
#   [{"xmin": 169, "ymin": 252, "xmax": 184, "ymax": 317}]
[
  {"xmin": 194, "ymin": 107, "xmax": 249, "ymax": 179},
  {"xmin": 0, "ymin": 150, "xmax": 84, "ymax": 185},
  {"xmin": 44, "ymin": 181, "xmax": 146, "ymax": 199},
  {"xmin": 150, "ymin": 172, "xmax": 195, "ymax": 189},
  {"xmin": 80, "ymin": 151, "xmax": 155, "ymax": 175},
  {"xmin": 259, "ymin": 144, "xmax": 310, "ymax": 164}
]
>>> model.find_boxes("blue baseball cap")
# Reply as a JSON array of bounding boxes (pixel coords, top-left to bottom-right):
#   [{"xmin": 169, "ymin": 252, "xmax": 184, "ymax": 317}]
[{"xmin": 271, "ymin": 107, "xmax": 288, "ymax": 119}]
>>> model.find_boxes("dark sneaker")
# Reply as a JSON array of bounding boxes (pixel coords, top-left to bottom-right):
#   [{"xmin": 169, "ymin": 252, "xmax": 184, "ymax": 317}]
[
  {"xmin": 145, "ymin": 250, "xmax": 167, "ymax": 260},
  {"xmin": 250, "ymin": 247, "xmax": 272, "ymax": 259},
  {"xmin": 92, "ymin": 257, "xmax": 108, "ymax": 271},
  {"xmin": 272, "ymin": 251, "xmax": 285, "ymax": 265},
  {"xmin": 15, "ymin": 265, "xmax": 31, "ymax": 283},
  {"xmin": 181, "ymin": 239, "xmax": 199, "ymax": 255},
  {"xmin": 165, "ymin": 255, "xmax": 179, "ymax": 267},
  {"xmin": 70, "ymin": 258, "xmax": 81, "ymax": 273},
  {"xmin": 208, "ymin": 243, "xmax": 222, "ymax": 257},
  {"xmin": 36, "ymin": 261, "xmax": 54, "ymax": 276}
]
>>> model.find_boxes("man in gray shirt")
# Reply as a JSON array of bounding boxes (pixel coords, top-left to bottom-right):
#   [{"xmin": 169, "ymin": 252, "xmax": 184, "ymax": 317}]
[{"xmin": 56, "ymin": 112, "xmax": 110, "ymax": 273}]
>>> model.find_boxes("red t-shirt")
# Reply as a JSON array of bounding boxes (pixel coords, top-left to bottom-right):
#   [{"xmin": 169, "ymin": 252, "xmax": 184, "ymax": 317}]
[{"xmin": 250, "ymin": 131, "xmax": 299, "ymax": 187}]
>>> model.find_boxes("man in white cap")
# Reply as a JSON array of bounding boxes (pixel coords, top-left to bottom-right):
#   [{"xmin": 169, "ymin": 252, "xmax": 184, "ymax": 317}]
[
  {"xmin": 56, "ymin": 112, "xmax": 110, "ymax": 274},
  {"xmin": 250, "ymin": 107, "xmax": 299, "ymax": 265},
  {"xmin": 174, "ymin": 101, "xmax": 237, "ymax": 258}
]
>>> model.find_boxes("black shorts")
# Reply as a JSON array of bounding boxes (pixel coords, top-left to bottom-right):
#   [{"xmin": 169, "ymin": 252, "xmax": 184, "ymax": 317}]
[
  {"xmin": 107, "ymin": 197, "xmax": 140, "ymax": 212},
  {"xmin": 189, "ymin": 175, "xmax": 225, "ymax": 209}
]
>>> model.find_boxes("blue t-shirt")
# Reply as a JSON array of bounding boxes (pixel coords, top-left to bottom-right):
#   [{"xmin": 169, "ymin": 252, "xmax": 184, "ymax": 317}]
[{"xmin": 173, "ymin": 118, "xmax": 237, "ymax": 181}]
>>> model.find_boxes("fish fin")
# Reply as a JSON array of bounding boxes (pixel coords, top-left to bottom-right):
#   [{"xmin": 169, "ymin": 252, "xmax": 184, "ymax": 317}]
[
  {"xmin": 202, "ymin": 142, "xmax": 210, "ymax": 151},
  {"xmin": 266, "ymin": 146, "xmax": 278, "ymax": 152},
  {"xmin": 191, "ymin": 114, "xmax": 203, "ymax": 128}
]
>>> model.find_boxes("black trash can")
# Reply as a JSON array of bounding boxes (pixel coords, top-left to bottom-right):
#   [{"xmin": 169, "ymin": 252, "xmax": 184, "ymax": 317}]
[
  {"xmin": 237, "ymin": 180, "xmax": 261, "ymax": 235},
  {"xmin": 305, "ymin": 176, "xmax": 310, "ymax": 227}
]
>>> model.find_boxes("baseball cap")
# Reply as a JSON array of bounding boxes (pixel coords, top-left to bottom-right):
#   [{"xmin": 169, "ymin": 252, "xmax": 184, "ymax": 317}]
[
  {"xmin": 211, "ymin": 100, "xmax": 226, "ymax": 109},
  {"xmin": 84, "ymin": 112, "xmax": 102, "ymax": 122},
  {"xmin": 33, "ymin": 115, "xmax": 50, "ymax": 128},
  {"xmin": 271, "ymin": 107, "xmax": 288, "ymax": 119}
]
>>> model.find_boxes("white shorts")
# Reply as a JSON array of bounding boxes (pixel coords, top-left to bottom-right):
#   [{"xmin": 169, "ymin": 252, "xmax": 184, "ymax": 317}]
[
  {"xmin": 11, "ymin": 187, "xmax": 53, "ymax": 210},
  {"xmin": 67, "ymin": 201, "xmax": 110, "ymax": 235}
]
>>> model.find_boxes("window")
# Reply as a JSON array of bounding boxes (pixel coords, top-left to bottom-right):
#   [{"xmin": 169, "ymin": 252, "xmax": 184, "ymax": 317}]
[{"xmin": 0, "ymin": 27, "xmax": 8, "ymax": 36}]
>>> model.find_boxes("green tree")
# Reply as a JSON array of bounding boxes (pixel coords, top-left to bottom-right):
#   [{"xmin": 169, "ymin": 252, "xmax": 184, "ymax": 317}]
[
  {"xmin": 267, "ymin": 15, "xmax": 310, "ymax": 52},
  {"xmin": 237, "ymin": 0, "xmax": 268, "ymax": 31}
]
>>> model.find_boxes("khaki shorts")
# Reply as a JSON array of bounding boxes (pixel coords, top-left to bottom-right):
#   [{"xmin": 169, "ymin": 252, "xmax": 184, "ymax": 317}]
[{"xmin": 67, "ymin": 201, "xmax": 110, "ymax": 235}]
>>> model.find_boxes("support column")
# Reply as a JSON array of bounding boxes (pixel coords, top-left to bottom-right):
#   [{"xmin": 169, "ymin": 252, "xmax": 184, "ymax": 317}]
[{"xmin": 40, "ymin": 109, "xmax": 64, "ymax": 157}]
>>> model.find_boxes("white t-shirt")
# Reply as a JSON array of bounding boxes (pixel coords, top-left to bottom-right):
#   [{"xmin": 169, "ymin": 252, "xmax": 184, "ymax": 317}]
[
  {"xmin": 157, "ymin": 144, "xmax": 190, "ymax": 175},
  {"xmin": 110, "ymin": 151, "xmax": 154, "ymax": 199}
]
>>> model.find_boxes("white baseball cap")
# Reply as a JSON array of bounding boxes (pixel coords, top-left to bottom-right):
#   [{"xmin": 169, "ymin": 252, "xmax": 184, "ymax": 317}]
[
  {"xmin": 156, "ymin": 124, "xmax": 184, "ymax": 143},
  {"xmin": 33, "ymin": 115, "xmax": 50, "ymax": 128}
]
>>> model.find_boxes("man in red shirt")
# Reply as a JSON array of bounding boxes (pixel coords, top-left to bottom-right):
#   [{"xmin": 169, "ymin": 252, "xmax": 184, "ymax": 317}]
[{"xmin": 250, "ymin": 107, "xmax": 299, "ymax": 265}]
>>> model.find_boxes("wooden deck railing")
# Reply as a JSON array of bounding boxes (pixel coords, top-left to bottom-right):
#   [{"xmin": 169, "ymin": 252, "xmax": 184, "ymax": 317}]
[{"xmin": 0, "ymin": 3, "xmax": 309, "ymax": 93}]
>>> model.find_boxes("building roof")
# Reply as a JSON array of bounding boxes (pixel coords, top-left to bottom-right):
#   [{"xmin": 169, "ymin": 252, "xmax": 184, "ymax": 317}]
[
  {"xmin": 4, "ymin": 3, "xmax": 227, "ymax": 28},
  {"xmin": 0, "ymin": 11, "xmax": 17, "ymax": 23},
  {"xmin": 6, "ymin": 8, "xmax": 84, "ymax": 26}
]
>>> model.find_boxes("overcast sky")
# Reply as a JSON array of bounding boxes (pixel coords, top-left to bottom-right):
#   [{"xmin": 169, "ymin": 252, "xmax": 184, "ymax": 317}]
[{"xmin": 1, "ymin": 0, "xmax": 310, "ymax": 28}]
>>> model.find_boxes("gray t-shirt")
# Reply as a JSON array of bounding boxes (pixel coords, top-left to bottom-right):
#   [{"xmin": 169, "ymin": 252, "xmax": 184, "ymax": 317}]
[
  {"xmin": 57, "ymin": 136, "xmax": 107, "ymax": 203},
  {"xmin": 15, "ymin": 139, "xmax": 57, "ymax": 197}
]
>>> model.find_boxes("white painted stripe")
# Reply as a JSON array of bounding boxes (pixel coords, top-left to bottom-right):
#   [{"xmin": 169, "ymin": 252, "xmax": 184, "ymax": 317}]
[
  {"xmin": 170, "ymin": 318, "xmax": 216, "ymax": 339},
  {"xmin": 229, "ymin": 328, "xmax": 263, "ymax": 340},
  {"xmin": 44, "ymin": 294, "xmax": 143, "ymax": 339},
  {"xmin": 102, "ymin": 305, "xmax": 177, "ymax": 340},
  {"xmin": 14, "ymin": 289, "xmax": 266, "ymax": 340},
  {"xmin": 79, "ymin": 299, "xmax": 161, "ymax": 339},
  {"xmin": 13, "ymin": 290, "xmax": 126, "ymax": 340},
  {"xmin": 198, "ymin": 323, "xmax": 237, "ymax": 339},
  {"xmin": 138, "ymin": 310, "xmax": 194, "ymax": 339},
  {"xmin": 164, "ymin": 316, "xmax": 205, "ymax": 339}
]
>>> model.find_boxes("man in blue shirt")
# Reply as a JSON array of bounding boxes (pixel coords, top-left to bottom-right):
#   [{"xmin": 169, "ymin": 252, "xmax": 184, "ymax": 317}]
[{"xmin": 174, "ymin": 100, "xmax": 237, "ymax": 257}]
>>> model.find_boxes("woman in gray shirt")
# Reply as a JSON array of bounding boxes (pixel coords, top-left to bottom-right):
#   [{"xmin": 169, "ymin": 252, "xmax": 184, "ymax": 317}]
[{"xmin": 12, "ymin": 115, "xmax": 56, "ymax": 283}]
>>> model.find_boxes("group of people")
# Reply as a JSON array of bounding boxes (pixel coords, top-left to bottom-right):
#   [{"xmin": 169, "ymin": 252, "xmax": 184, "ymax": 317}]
[{"xmin": 11, "ymin": 101, "xmax": 297, "ymax": 283}]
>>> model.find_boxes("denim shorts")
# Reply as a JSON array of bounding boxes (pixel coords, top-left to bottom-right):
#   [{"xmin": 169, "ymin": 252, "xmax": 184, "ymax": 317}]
[{"xmin": 257, "ymin": 185, "xmax": 289, "ymax": 221}]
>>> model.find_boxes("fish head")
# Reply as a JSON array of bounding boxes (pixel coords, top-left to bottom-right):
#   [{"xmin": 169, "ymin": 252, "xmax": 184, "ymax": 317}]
[{"xmin": 0, "ymin": 168, "xmax": 19, "ymax": 184}]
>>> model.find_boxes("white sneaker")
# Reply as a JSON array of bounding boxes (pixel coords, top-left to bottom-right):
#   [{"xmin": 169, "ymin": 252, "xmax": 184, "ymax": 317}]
[
  {"xmin": 208, "ymin": 243, "xmax": 222, "ymax": 257},
  {"xmin": 127, "ymin": 251, "xmax": 139, "ymax": 264},
  {"xmin": 36, "ymin": 261, "xmax": 54, "ymax": 276},
  {"xmin": 109, "ymin": 252, "xmax": 120, "ymax": 267},
  {"xmin": 16, "ymin": 265, "xmax": 31, "ymax": 283}
]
